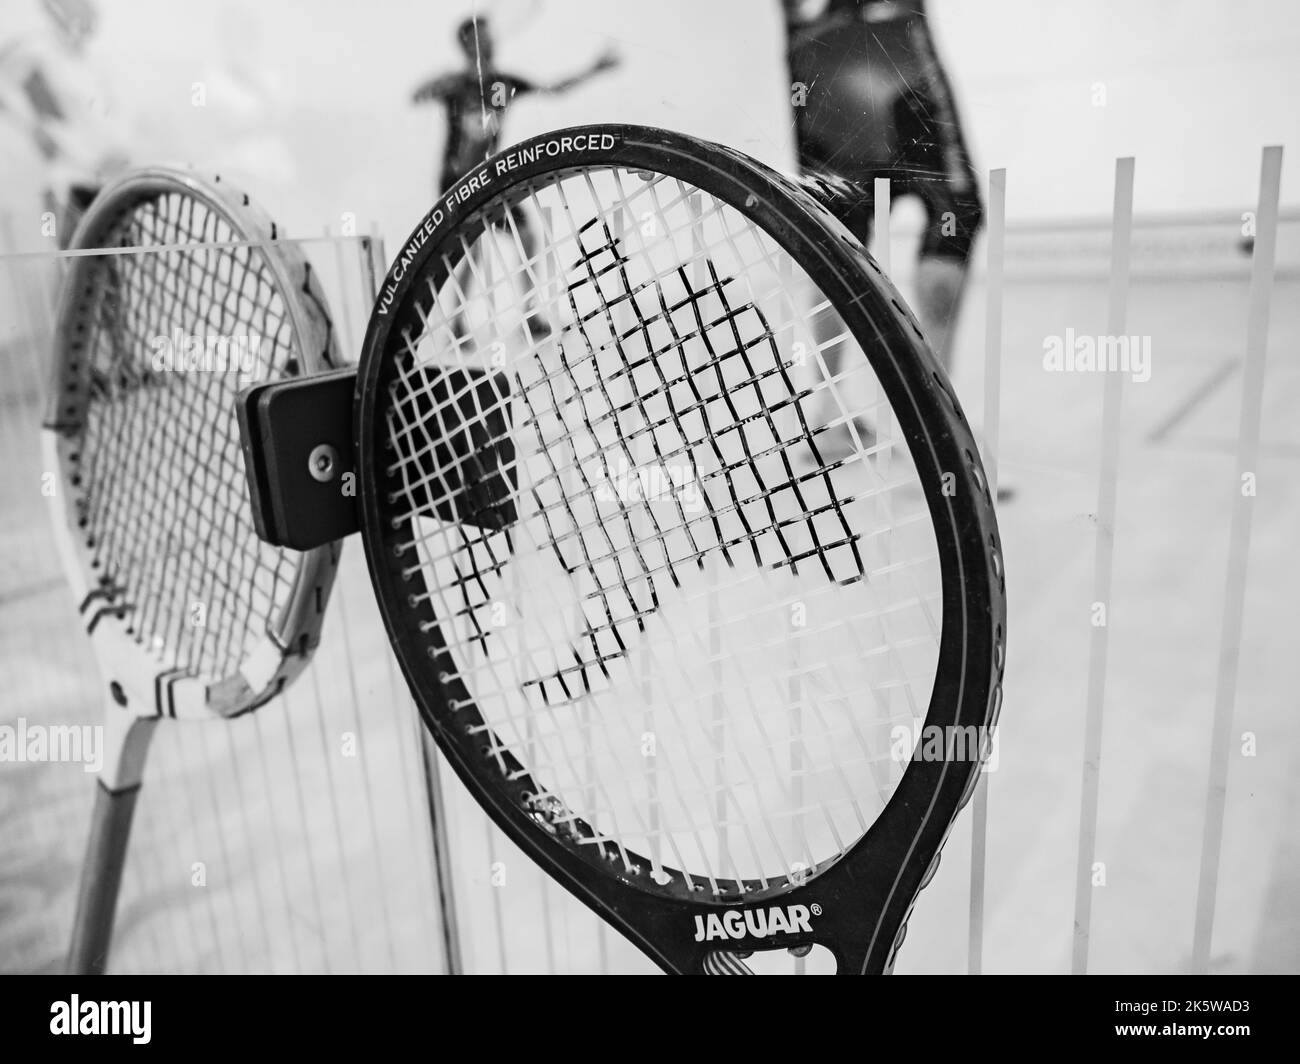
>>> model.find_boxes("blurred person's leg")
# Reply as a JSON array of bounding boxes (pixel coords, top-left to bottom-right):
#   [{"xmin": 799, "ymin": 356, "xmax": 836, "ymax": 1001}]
[
  {"xmin": 910, "ymin": 166, "xmax": 981, "ymax": 373},
  {"xmin": 913, "ymin": 257, "xmax": 966, "ymax": 372},
  {"xmin": 900, "ymin": 97, "xmax": 1012, "ymax": 496},
  {"xmin": 894, "ymin": 60, "xmax": 983, "ymax": 373},
  {"xmin": 787, "ymin": 1, "xmax": 984, "ymax": 456}
]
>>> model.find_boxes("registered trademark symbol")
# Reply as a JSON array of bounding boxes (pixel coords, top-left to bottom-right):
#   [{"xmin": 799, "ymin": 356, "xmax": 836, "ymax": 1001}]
[{"xmin": 810, "ymin": 903, "xmax": 822, "ymax": 916}]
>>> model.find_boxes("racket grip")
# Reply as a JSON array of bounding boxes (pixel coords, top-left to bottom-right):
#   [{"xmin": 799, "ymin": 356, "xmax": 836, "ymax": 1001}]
[{"xmin": 67, "ymin": 781, "xmax": 143, "ymax": 975}]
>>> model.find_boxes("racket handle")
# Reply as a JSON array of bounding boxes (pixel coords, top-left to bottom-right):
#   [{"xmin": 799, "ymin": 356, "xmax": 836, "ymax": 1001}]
[{"xmin": 67, "ymin": 780, "xmax": 143, "ymax": 975}]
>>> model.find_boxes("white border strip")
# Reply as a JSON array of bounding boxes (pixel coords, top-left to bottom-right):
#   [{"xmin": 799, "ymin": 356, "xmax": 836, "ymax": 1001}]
[
  {"xmin": 1071, "ymin": 156, "xmax": 1135, "ymax": 974},
  {"xmin": 874, "ymin": 177, "xmax": 891, "ymax": 276},
  {"xmin": 1191, "ymin": 145, "xmax": 1283, "ymax": 973},
  {"xmin": 968, "ymin": 167, "xmax": 1006, "ymax": 975}
]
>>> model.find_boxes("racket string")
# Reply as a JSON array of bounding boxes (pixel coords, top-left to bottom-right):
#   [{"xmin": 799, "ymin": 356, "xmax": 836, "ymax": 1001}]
[
  {"xmin": 379, "ymin": 166, "xmax": 943, "ymax": 887},
  {"xmin": 73, "ymin": 194, "xmax": 299, "ymax": 683}
]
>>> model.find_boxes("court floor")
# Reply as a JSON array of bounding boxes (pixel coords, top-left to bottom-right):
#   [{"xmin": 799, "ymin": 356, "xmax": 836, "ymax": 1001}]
[{"xmin": 1, "ymin": 228, "xmax": 1296, "ymax": 974}]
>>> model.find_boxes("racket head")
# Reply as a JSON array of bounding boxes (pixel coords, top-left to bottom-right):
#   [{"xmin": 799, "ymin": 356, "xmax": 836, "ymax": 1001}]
[
  {"xmin": 43, "ymin": 167, "xmax": 341, "ymax": 723},
  {"xmin": 356, "ymin": 125, "xmax": 1005, "ymax": 973}
]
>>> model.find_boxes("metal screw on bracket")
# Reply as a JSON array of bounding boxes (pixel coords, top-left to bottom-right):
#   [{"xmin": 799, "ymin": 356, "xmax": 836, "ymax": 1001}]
[{"xmin": 308, "ymin": 444, "xmax": 338, "ymax": 483}]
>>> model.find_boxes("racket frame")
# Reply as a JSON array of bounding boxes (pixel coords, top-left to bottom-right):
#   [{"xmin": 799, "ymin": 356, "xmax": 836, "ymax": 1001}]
[
  {"xmin": 356, "ymin": 125, "xmax": 1006, "ymax": 974},
  {"xmin": 43, "ymin": 168, "xmax": 342, "ymax": 974},
  {"xmin": 43, "ymin": 167, "xmax": 341, "ymax": 728}
]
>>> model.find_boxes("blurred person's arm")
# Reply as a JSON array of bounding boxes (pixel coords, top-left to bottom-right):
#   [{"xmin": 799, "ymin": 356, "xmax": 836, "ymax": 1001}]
[
  {"xmin": 412, "ymin": 73, "xmax": 457, "ymax": 105},
  {"xmin": 535, "ymin": 47, "xmax": 619, "ymax": 95}
]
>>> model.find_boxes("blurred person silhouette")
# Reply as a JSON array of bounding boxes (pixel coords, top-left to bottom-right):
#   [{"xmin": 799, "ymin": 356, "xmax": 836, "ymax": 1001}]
[
  {"xmin": 783, "ymin": 0, "xmax": 983, "ymax": 459},
  {"xmin": 0, "ymin": 0, "xmax": 129, "ymax": 247},
  {"xmin": 411, "ymin": 13, "xmax": 618, "ymax": 338},
  {"xmin": 414, "ymin": 14, "xmax": 618, "ymax": 203}
]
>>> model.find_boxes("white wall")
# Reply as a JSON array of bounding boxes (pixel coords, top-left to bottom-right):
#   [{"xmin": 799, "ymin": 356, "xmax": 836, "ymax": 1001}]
[
  {"xmin": 936, "ymin": 0, "xmax": 1300, "ymax": 217},
  {"xmin": 2, "ymin": 0, "xmax": 1297, "ymax": 252}
]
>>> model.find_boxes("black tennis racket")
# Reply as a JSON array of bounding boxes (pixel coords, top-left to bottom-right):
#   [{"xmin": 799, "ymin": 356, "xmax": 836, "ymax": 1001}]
[
  {"xmin": 43, "ymin": 168, "xmax": 341, "ymax": 974},
  {"xmin": 354, "ymin": 125, "xmax": 1005, "ymax": 974}
]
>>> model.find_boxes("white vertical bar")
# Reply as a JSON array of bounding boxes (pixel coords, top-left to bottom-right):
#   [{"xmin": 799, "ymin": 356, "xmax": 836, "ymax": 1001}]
[
  {"xmin": 780, "ymin": 240, "xmax": 807, "ymax": 973},
  {"xmin": 687, "ymin": 193, "xmax": 728, "ymax": 880},
  {"xmin": 326, "ymin": 224, "xmax": 357, "ymax": 351},
  {"xmin": 790, "ymin": 632, "xmax": 805, "ymax": 975},
  {"xmin": 873, "ymin": 177, "xmax": 891, "ymax": 277},
  {"xmin": 365, "ymin": 224, "xmax": 465, "ymax": 973},
  {"xmin": 1192, "ymin": 145, "xmax": 1283, "ymax": 973},
  {"xmin": 875, "ymin": 172, "xmax": 894, "ymax": 726},
  {"xmin": 1071, "ymin": 156, "xmax": 1135, "ymax": 974},
  {"xmin": 968, "ymin": 166, "xmax": 1006, "ymax": 975},
  {"xmin": 485, "ymin": 819, "xmax": 508, "ymax": 974}
]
